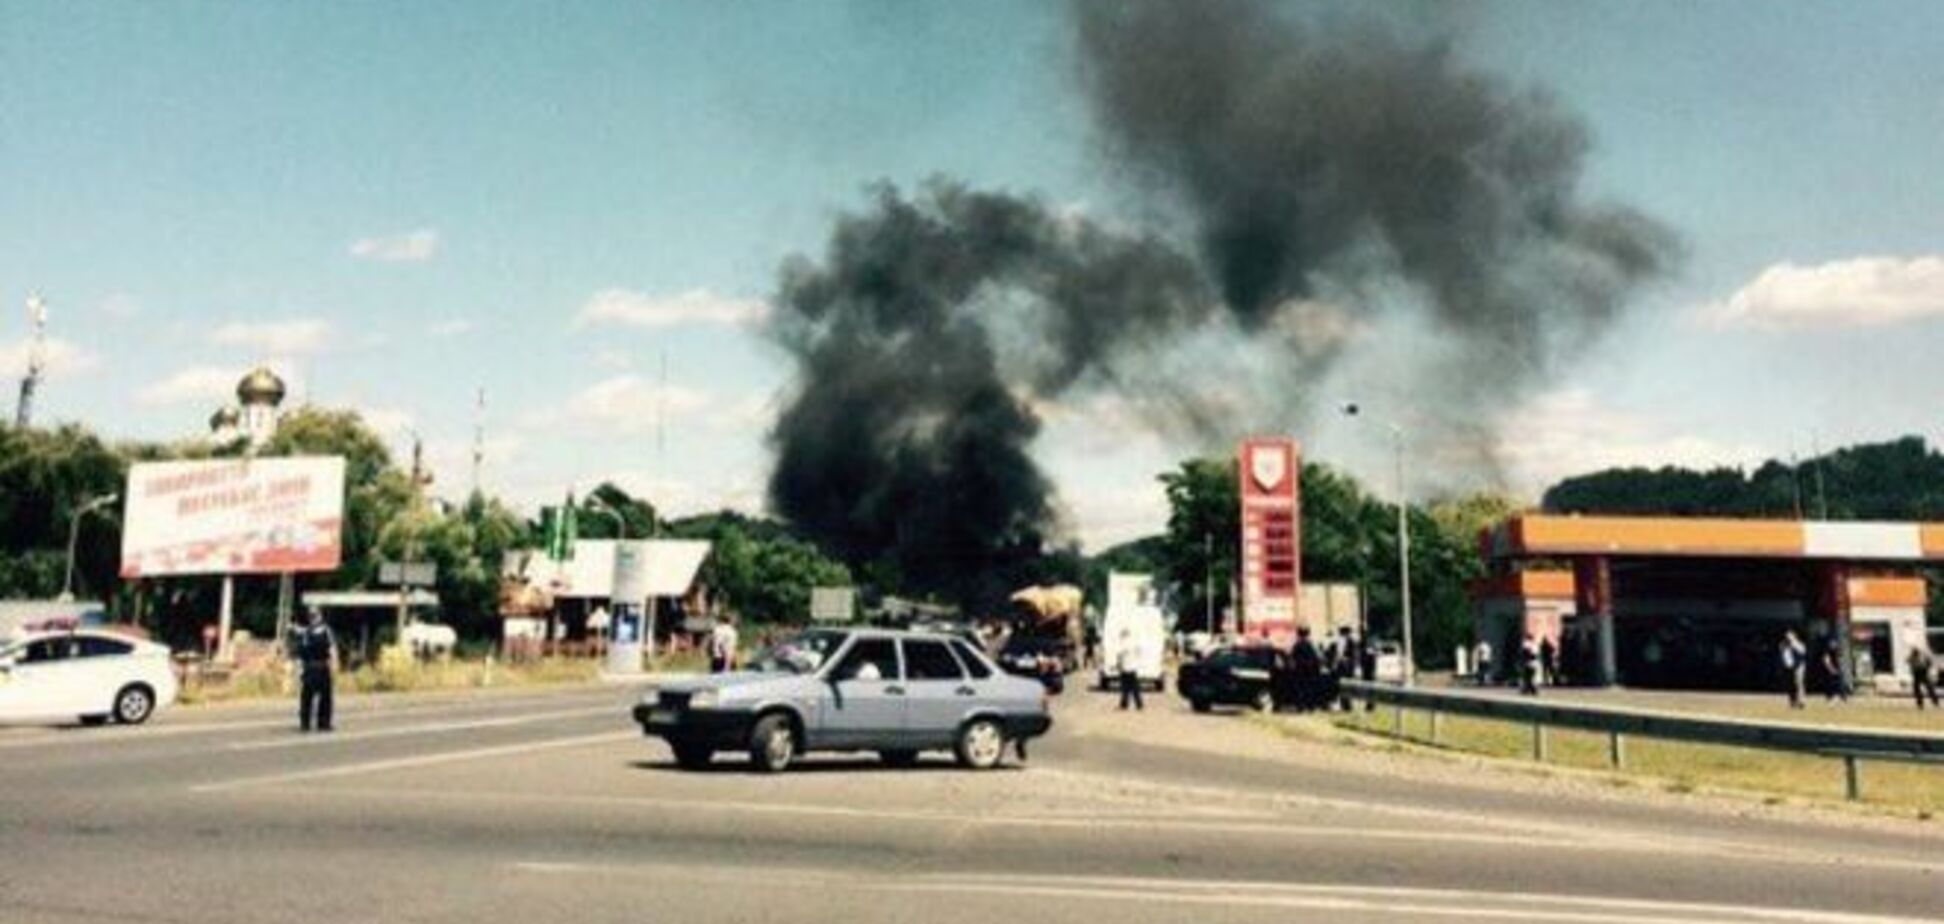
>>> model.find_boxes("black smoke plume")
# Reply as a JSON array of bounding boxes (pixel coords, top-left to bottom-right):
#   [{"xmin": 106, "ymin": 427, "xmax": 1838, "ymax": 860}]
[
  {"xmin": 768, "ymin": 2, "xmax": 1678, "ymax": 604},
  {"xmin": 766, "ymin": 182, "xmax": 1207, "ymax": 608}
]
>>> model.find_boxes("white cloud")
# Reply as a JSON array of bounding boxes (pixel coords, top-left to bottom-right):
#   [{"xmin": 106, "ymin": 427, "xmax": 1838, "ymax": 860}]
[
  {"xmin": 428, "ymin": 318, "xmax": 474, "ymax": 338},
  {"xmin": 1704, "ymin": 256, "xmax": 1944, "ymax": 328},
  {"xmin": 211, "ymin": 318, "xmax": 331, "ymax": 355},
  {"xmin": 573, "ymin": 288, "xmax": 769, "ymax": 330},
  {"xmin": 1495, "ymin": 388, "xmax": 1766, "ymax": 491},
  {"xmin": 0, "ymin": 337, "xmax": 100, "ymax": 380},
  {"xmin": 349, "ymin": 228, "xmax": 440, "ymax": 263},
  {"xmin": 561, "ymin": 374, "xmax": 713, "ymax": 433},
  {"xmin": 136, "ymin": 366, "xmax": 244, "ymax": 406}
]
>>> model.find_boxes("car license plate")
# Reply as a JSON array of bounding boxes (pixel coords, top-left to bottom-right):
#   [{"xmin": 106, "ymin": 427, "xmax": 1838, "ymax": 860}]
[{"xmin": 646, "ymin": 707, "xmax": 681, "ymax": 728}]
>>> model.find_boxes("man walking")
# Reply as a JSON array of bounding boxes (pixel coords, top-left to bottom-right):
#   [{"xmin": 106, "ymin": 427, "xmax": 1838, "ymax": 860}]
[
  {"xmin": 1114, "ymin": 628, "xmax": 1144, "ymax": 711},
  {"xmin": 1908, "ymin": 645, "xmax": 1940, "ymax": 710},
  {"xmin": 1780, "ymin": 630, "xmax": 1807, "ymax": 709},
  {"xmin": 290, "ymin": 608, "xmax": 337, "ymax": 733},
  {"xmin": 709, "ymin": 614, "xmax": 740, "ymax": 674},
  {"xmin": 1517, "ymin": 633, "xmax": 1540, "ymax": 696}
]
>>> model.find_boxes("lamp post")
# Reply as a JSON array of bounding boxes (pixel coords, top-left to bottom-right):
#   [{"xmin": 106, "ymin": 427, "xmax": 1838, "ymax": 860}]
[
  {"xmin": 61, "ymin": 493, "xmax": 119, "ymax": 602},
  {"xmin": 1341, "ymin": 403, "xmax": 1414, "ymax": 685}
]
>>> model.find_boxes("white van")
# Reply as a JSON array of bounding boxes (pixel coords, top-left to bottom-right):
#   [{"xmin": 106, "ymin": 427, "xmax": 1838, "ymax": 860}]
[{"xmin": 1097, "ymin": 573, "xmax": 1167, "ymax": 692}]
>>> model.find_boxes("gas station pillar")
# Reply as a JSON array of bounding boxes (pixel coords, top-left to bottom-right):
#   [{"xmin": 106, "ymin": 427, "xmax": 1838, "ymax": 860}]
[{"xmin": 1575, "ymin": 556, "xmax": 1617, "ymax": 687}]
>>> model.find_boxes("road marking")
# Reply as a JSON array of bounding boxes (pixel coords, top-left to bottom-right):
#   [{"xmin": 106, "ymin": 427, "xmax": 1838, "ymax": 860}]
[
  {"xmin": 222, "ymin": 706, "xmax": 615, "ymax": 751},
  {"xmin": 189, "ymin": 730, "xmax": 635, "ymax": 793},
  {"xmin": 510, "ymin": 863, "xmax": 1940, "ymax": 924}
]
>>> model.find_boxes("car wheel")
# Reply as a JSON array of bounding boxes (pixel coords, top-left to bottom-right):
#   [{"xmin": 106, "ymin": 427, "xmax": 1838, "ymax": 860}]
[
  {"xmin": 748, "ymin": 714, "xmax": 796, "ymax": 773},
  {"xmin": 1190, "ymin": 698, "xmax": 1212, "ymax": 714},
  {"xmin": 879, "ymin": 749, "xmax": 920, "ymax": 768},
  {"xmin": 954, "ymin": 718, "xmax": 1006, "ymax": 770},
  {"xmin": 670, "ymin": 739, "xmax": 714, "ymax": 770},
  {"xmin": 1252, "ymin": 689, "xmax": 1275, "ymax": 714},
  {"xmin": 113, "ymin": 684, "xmax": 156, "ymax": 725}
]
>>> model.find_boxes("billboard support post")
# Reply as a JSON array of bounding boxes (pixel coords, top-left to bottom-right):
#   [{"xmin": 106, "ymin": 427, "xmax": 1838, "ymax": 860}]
[{"xmin": 216, "ymin": 575, "xmax": 236, "ymax": 664}]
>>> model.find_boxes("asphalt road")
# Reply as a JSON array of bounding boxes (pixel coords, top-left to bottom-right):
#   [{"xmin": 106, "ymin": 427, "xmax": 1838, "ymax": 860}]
[{"xmin": 2, "ymin": 682, "xmax": 1941, "ymax": 924}]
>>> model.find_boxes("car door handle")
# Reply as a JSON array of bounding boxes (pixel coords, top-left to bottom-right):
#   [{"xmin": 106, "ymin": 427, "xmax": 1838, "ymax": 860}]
[
  {"xmin": 884, "ymin": 685, "xmax": 906, "ymax": 695},
  {"xmin": 955, "ymin": 686, "xmax": 976, "ymax": 696}
]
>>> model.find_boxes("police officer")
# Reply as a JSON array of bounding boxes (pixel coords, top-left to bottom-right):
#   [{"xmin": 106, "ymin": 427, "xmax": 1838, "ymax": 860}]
[{"xmin": 290, "ymin": 608, "xmax": 338, "ymax": 732}]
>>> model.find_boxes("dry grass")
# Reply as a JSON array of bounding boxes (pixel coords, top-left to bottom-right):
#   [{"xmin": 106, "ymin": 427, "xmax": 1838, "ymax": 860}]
[
  {"xmin": 179, "ymin": 653, "xmax": 603, "ymax": 704},
  {"xmin": 1324, "ymin": 706, "xmax": 1944, "ymax": 816}
]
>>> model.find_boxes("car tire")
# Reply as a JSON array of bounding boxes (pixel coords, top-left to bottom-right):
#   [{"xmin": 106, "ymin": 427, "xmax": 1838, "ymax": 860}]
[
  {"xmin": 954, "ymin": 718, "xmax": 1006, "ymax": 770},
  {"xmin": 1190, "ymin": 698, "xmax": 1212, "ymax": 714},
  {"xmin": 879, "ymin": 749, "xmax": 920, "ymax": 768},
  {"xmin": 671, "ymin": 739, "xmax": 714, "ymax": 770},
  {"xmin": 113, "ymin": 684, "xmax": 156, "ymax": 725},
  {"xmin": 748, "ymin": 714, "xmax": 796, "ymax": 773},
  {"xmin": 1252, "ymin": 689, "xmax": 1275, "ymax": 714}
]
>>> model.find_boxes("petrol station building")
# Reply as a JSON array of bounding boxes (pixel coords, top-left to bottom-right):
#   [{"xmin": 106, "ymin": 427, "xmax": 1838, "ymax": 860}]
[{"xmin": 1474, "ymin": 515, "xmax": 1942, "ymax": 691}]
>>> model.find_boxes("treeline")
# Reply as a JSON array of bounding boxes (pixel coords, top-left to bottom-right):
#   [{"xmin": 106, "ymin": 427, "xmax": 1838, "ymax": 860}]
[{"xmin": 1542, "ymin": 436, "xmax": 1944, "ymax": 520}]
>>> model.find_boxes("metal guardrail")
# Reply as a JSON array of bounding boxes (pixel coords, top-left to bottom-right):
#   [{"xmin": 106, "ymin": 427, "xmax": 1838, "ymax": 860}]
[{"xmin": 1337, "ymin": 679, "xmax": 1944, "ymax": 801}]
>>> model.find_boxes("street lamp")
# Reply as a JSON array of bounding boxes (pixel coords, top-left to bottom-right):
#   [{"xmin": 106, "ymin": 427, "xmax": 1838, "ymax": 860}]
[
  {"xmin": 62, "ymin": 493, "xmax": 119, "ymax": 602},
  {"xmin": 1340, "ymin": 402, "xmax": 1414, "ymax": 685}
]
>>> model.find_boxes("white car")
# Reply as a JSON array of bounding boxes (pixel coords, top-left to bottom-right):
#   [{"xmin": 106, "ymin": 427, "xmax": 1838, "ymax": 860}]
[{"xmin": 0, "ymin": 630, "xmax": 179, "ymax": 726}]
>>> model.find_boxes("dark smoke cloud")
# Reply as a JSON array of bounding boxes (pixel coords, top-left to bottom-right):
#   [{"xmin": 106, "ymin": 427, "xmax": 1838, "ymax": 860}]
[
  {"xmin": 766, "ymin": 181, "xmax": 1208, "ymax": 607},
  {"xmin": 768, "ymin": 2, "xmax": 1678, "ymax": 602}
]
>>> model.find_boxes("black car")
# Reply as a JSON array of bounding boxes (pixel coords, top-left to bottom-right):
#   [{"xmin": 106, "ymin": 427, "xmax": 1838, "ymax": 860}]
[
  {"xmin": 1177, "ymin": 646, "xmax": 1286, "ymax": 713},
  {"xmin": 996, "ymin": 635, "xmax": 1073, "ymax": 689}
]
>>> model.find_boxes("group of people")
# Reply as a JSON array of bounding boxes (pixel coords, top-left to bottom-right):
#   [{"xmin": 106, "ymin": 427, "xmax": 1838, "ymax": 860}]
[
  {"xmin": 1780, "ymin": 629, "xmax": 1940, "ymax": 710},
  {"xmin": 1281, "ymin": 625, "xmax": 1374, "ymax": 712},
  {"xmin": 1471, "ymin": 633, "xmax": 1558, "ymax": 695}
]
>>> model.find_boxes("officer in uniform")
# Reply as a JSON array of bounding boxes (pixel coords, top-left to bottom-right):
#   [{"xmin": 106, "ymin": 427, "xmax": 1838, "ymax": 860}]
[{"xmin": 291, "ymin": 608, "xmax": 338, "ymax": 732}]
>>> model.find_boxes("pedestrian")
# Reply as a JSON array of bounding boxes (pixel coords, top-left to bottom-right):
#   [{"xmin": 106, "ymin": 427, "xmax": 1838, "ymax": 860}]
[
  {"xmin": 1908, "ymin": 645, "xmax": 1940, "ymax": 710},
  {"xmin": 1473, "ymin": 638, "xmax": 1494, "ymax": 686},
  {"xmin": 1332, "ymin": 627, "xmax": 1359, "ymax": 712},
  {"xmin": 1115, "ymin": 628, "xmax": 1144, "ymax": 711},
  {"xmin": 1821, "ymin": 636, "xmax": 1850, "ymax": 702},
  {"xmin": 709, "ymin": 614, "xmax": 740, "ymax": 674},
  {"xmin": 1517, "ymin": 633, "xmax": 1540, "ymax": 696},
  {"xmin": 1082, "ymin": 622, "xmax": 1100, "ymax": 671},
  {"xmin": 1780, "ymin": 630, "xmax": 1807, "ymax": 709},
  {"xmin": 1358, "ymin": 634, "xmax": 1378, "ymax": 712},
  {"xmin": 289, "ymin": 608, "xmax": 337, "ymax": 733},
  {"xmin": 1289, "ymin": 627, "xmax": 1324, "ymax": 711},
  {"xmin": 1538, "ymin": 635, "xmax": 1559, "ymax": 687}
]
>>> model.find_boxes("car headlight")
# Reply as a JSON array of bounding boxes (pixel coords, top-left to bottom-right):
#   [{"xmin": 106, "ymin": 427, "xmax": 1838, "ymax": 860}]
[
  {"xmin": 689, "ymin": 690, "xmax": 720, "ymax": 710},
  {"xmin": 639, "ymin": 689, "xmax": 660, "ymax": 707}
]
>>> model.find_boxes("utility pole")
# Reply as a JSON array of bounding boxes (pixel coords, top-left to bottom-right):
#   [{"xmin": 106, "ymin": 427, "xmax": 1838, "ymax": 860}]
[
  {"xmin": 15, "ymin": 295, "xmax": 48, "ymax": 428},
  {"xmin": 1393, "ymin": 423, "xmax": 1414, "ymax": 686},
  {"xmin": 1203, "ymin": 532, "xmax": 1214, "ymax": 634}
]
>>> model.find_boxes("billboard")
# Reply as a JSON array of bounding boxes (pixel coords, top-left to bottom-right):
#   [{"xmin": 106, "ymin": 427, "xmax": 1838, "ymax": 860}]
[
  {"xmin": 120, "ymin": 457, "xmax": 346, "ymax": 578},
  {"xmin": 1238, "ymin": 437, "xmax": 1300, "ymax": 640}
]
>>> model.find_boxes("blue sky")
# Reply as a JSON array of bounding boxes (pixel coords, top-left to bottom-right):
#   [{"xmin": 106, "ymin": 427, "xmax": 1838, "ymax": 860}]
[{"xmin": 4, "ymin": 2, "xmax": 1944, "ymax": 549}]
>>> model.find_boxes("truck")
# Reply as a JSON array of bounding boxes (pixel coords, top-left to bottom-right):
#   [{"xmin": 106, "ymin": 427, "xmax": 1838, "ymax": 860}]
[{"xmin": 1096, "ymin": 572, "xmax": 1167, "ymax": 692}]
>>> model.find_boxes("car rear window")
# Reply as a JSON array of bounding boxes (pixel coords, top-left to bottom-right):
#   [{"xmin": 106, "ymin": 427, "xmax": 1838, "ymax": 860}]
[
  {"xmin": 949, "ymin": 640, "xmax": 993, "ymax": 679},
  {"xmin": 77, "ymin": 637, "xmax": 134, "ymax": 658},
  {"xmin": 903, "ymin": 640, "xmax": 963, "ymax": 681}
]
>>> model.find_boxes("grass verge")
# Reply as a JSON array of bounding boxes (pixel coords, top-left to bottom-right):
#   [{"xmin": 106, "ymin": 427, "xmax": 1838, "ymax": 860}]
[{"xmin": 1284, "ymin": 706, "xmax": 1944, "ymax": 820}]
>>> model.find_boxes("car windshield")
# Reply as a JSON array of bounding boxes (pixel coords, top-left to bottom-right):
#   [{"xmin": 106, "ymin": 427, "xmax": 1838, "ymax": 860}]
[{"xmin": 750, "ymin": 630, "xmax": 850, "ymax": 675}]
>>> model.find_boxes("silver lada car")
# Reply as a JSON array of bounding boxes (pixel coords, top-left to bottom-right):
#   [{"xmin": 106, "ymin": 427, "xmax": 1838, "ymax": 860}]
[{"xmin": 632, "ymin": 627, "xmax": 1052, "ymax": 772}]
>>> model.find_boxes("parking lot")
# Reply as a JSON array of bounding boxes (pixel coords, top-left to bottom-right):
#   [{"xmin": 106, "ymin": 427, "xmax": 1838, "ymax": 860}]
[{"xmin": 4, "ymin": 683, "xmax": 1943, "ymax": 923}]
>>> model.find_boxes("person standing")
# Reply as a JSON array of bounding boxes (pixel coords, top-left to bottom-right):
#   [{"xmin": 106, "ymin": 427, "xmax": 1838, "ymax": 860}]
[
  {"xmin": 1780, "ymin": 630, "xmax": 1807, "ymax": 709},
  {"xmin": 1517, "ymin": 633, "xmax": 1540, "ymax": 696},
  {"xmin": 1332, "ymin": 627, "xmax": 1360, "ymax": 712},
  {"xmin": 1473, "ymin": 638, "xmax": 1494, "ymax": 687},
  {"xmin": 1289, "ymin": 627, "xmax": 1324, "ymax": 712},
  {"xmin": 1538, "ymin": 635, "xmax": 1559, "ymax": 687},
  {"xmin": 1114, "ymin": 628, "xmax": 1144, "ymax": 711},
  {"xmin": 1821, "ymin": 636, "xmax": 1850, "ymax": 702},
  {"xmin": 709, "ymin": 614, "xmax": 740, "ymax": 674},
  {"xmin": 1908, "ymin": 645, "xmax": 1940, "ymax": 710},
  {"xmin": 289, "ymin": 608, "xmax": 338, "ymax": 733}
]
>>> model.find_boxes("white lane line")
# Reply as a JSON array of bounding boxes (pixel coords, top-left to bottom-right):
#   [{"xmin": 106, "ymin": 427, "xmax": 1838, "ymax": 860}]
[
  {"xmin": 509, "ymin": 863, "xmax": 1939, "ymax": 924},
  {"xmin": 223, "ymin": 706, "xmax": 615, "ymax": 751},
  {"xmin": 0, "ymin": 691, "xmax": 624, "ymax": 750},
  {"xmin": 189, "ymin": 730, "xmax": 635, "ymax": 793},
  {"xmin": 306, "ymin": 785, "xmax": 1626, "ymax": 852}
]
